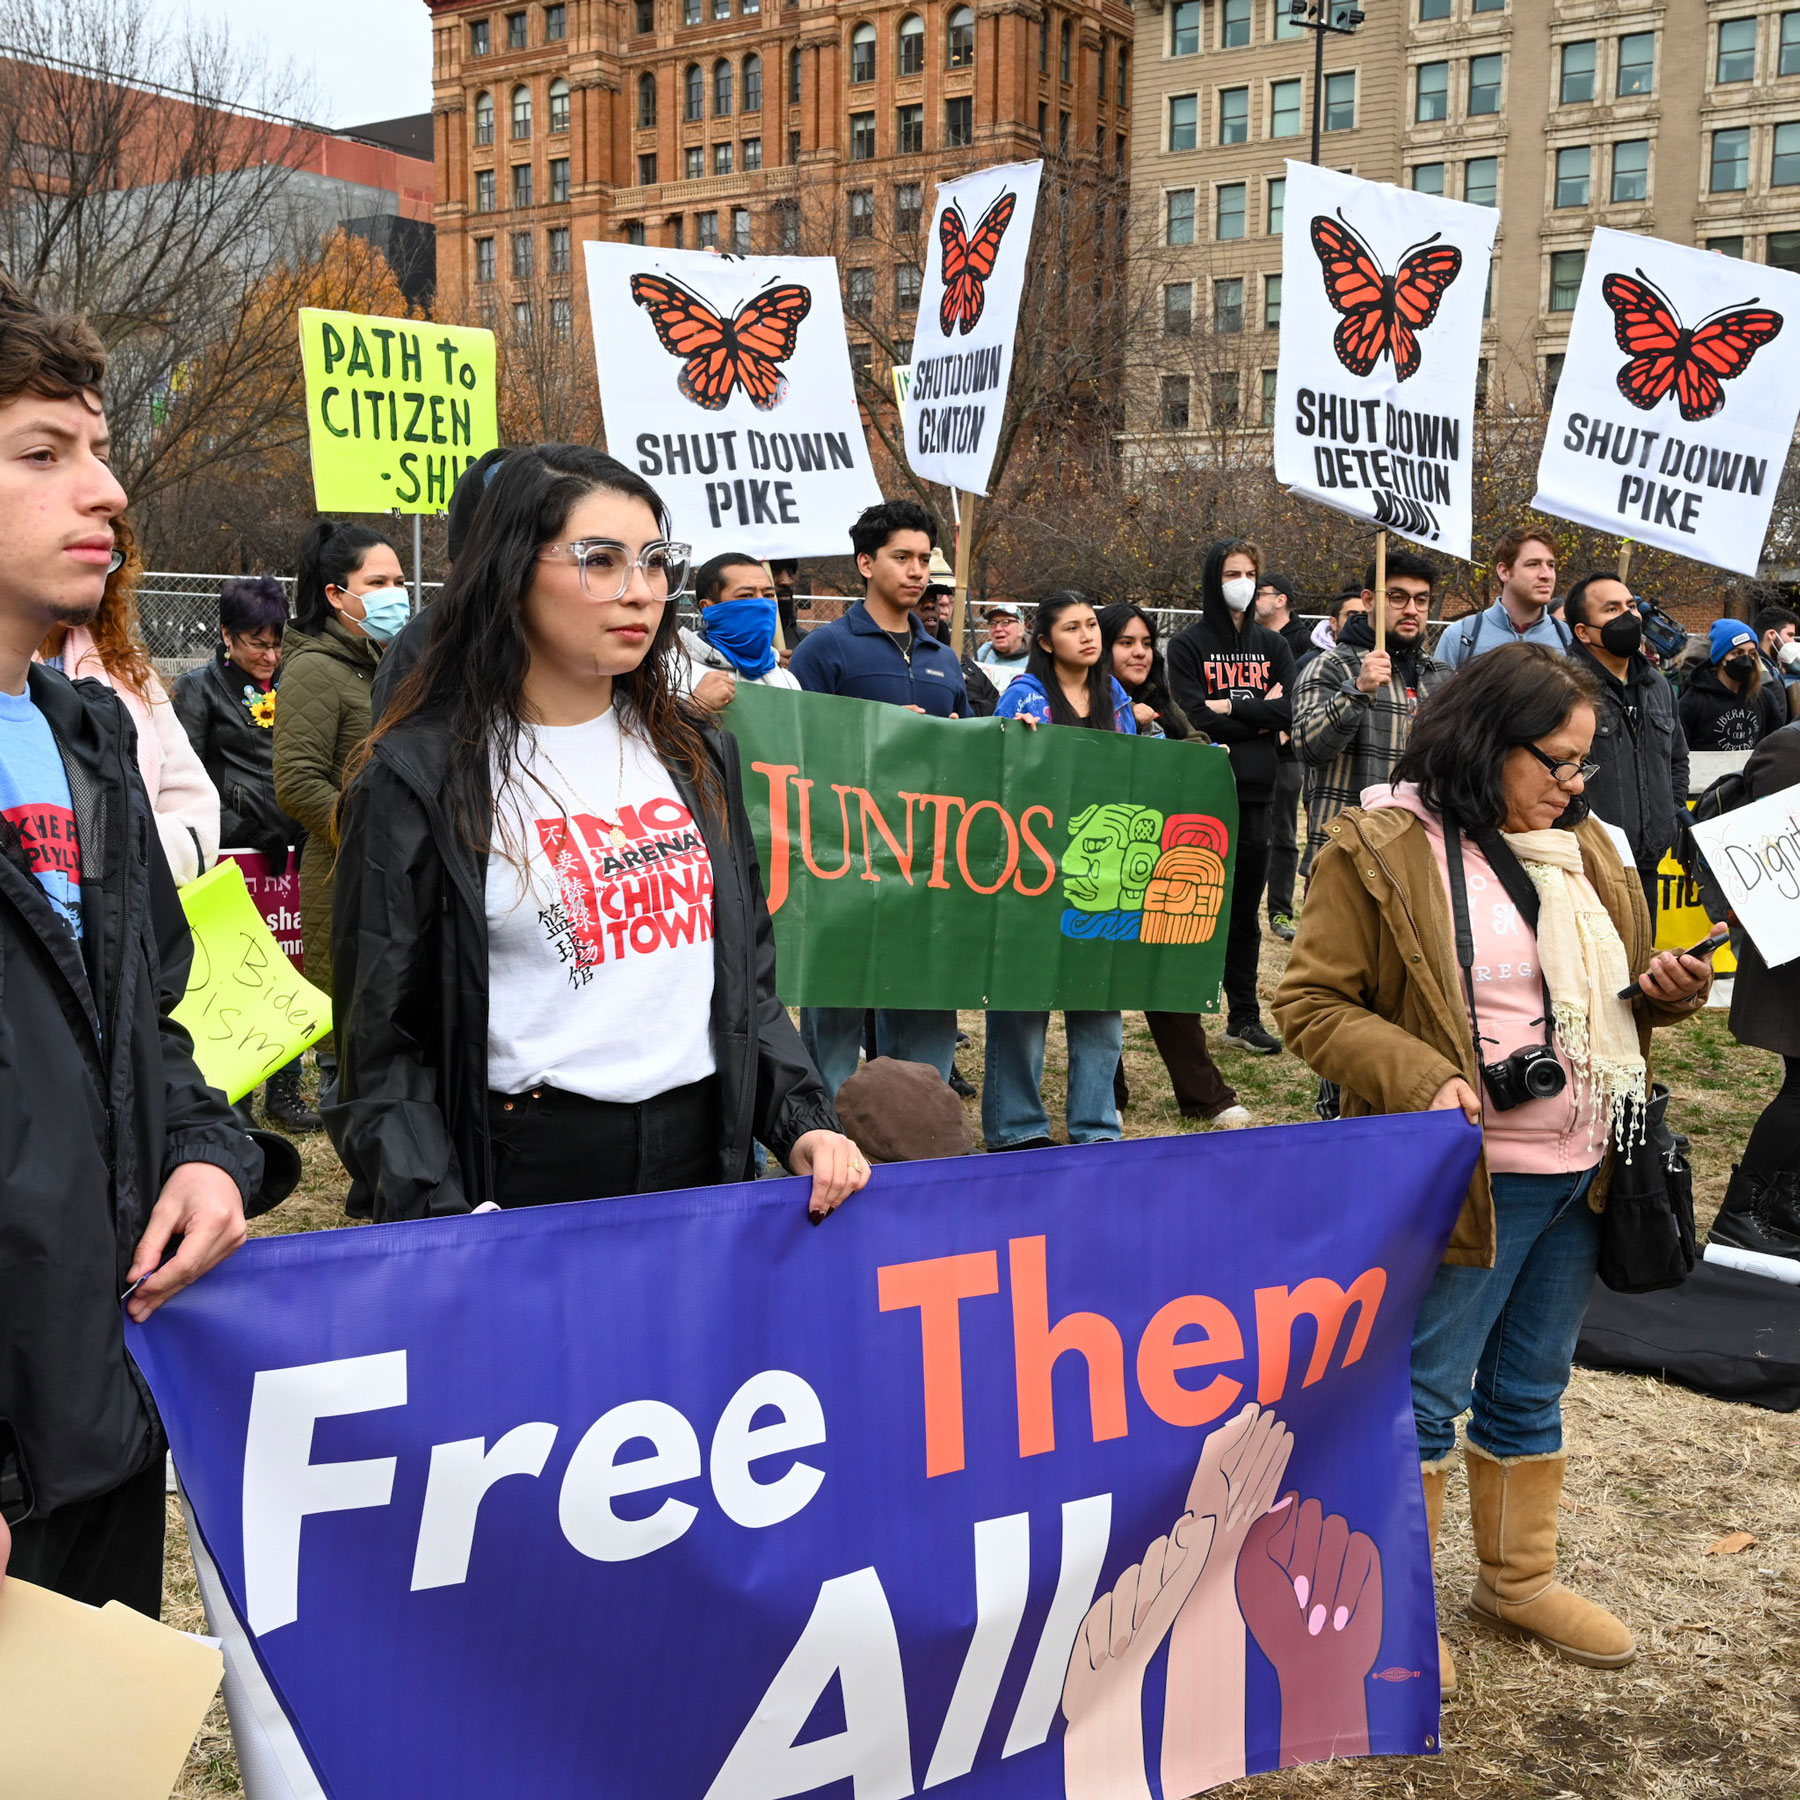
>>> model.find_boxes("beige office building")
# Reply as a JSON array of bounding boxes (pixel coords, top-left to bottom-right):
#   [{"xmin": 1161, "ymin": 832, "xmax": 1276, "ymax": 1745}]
[{"xmin": 1128, "ymin": 0, "xmax": 1800, "ymax": 448}]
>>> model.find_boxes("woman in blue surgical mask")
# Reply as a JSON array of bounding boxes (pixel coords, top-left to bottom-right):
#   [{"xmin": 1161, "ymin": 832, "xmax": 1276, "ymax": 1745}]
[{"xmin": 273, "ymin": 520, "xmax": 405, "ymax": 1097}]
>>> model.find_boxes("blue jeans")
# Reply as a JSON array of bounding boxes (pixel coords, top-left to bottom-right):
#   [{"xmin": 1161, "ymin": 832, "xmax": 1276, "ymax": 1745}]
[
  {"xmin": 799, "ymin": 1007, "xmax": 958, "ymax": 1100},
  {"xmin": 1411, "ymin": 1167, "xmax": 1602, "ymax": 1462},
  {"xmin": 982, "ymin": 1011, "xmax": 1123, "ymax": 1149}
]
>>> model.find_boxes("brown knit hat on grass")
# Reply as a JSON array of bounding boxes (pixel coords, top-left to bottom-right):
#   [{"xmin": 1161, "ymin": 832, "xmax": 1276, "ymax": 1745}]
[{"xmin": 833, "ymin": 1057, "xmax": 975, "ymax": 1164}]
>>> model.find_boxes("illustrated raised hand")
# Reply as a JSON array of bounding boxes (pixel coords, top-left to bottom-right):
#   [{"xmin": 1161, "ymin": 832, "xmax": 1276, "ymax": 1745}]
[
  {"xmin": 1184, "ymin": 1402, "xmax": 1293, "ymax": 1562},
  {"xmin": 1235, "ymin": 1492, "xmax": 1384, "ymax": 1767}
]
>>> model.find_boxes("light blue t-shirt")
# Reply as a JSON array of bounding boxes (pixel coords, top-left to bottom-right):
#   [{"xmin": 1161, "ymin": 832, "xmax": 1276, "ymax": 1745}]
[{"xmin": 0, "ymin": 686, "xmax": 83, "ymax": 936}]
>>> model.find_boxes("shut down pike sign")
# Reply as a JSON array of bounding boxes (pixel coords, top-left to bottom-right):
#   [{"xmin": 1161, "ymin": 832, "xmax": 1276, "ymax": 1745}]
[{"xmin": 131, "ymin": 1119, "xmax": 1477, "ymax": 1800}]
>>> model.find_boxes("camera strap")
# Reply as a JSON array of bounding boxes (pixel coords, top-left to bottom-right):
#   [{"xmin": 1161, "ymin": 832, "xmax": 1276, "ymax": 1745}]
[{"xmin": 1443, "ymin": 818, "xmax": 1558, "ymax": 1050}]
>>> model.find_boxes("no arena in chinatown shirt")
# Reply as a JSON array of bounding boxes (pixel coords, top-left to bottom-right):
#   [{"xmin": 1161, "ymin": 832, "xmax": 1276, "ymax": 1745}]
[{"xmin": 486, "ymin": 707, "xmax": 717, "ymax": 1104}]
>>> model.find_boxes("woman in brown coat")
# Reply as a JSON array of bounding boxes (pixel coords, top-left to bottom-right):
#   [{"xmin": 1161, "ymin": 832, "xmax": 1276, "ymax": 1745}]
[{"xmin": 1274, "ymin": 645, "xmax": 1712, "ymax": 1694}]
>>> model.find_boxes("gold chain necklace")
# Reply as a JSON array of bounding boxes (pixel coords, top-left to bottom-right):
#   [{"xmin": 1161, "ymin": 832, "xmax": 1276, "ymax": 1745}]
[{"xmin": 527, "ymin": 711, "xmax": 629, "ymax": 850}]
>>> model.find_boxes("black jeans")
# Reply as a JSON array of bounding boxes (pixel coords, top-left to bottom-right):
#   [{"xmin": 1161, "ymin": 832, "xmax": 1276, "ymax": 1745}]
[
  {"xmin": 488, "ymin": 1077, "xmax": 722, "ymax": 1207},
  {"xmin": 7, "ymin": 1456, "xmax": 166, "ymax": 1617},
  {"xmin": 1265, "ymin": 757, "xmax": 1303, "ymax": 919},
  {"xmin": 1224, "ymin": 800, "xmax": 1272, "ymax": 1028}
]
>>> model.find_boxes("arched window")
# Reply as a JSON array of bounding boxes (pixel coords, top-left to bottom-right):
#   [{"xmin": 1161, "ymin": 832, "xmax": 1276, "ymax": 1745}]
[
  {"xmin": 851, "ymin": 21, "xmax": 876, "ymax": 83},
  {"xmin": 1058, "ymin": 18, "xmax": 1071, "ymax": 80},
  {"xmin": 898, "ymin": 13, "xmax": 924, "ymax": 74},
  {"xmin": 742, "ymin": 52, "xmax": 763, "ymax": 111},
  {"xmin": 685, "ymin": 63, "xmax": 704, "ymax": 120},
  {"xmin": 948, "ymin": 6, "xmax": 975, "ymax": 68},
  {"xmin": 550, "ymin": 77, "xmax": 571, "ymax": 133},
  {"xmin": 789, "ymin": 44, "xmax": 802, "ymax": 102},
  {"xmin": 473, "ymin": 90, "xmax": 494, "ymax": 145},
  {"xmin": 511, "ymin": 83, "xmax": 532, "ymax": 139},
  {"xmin": 637, "ymin": 73, "xmax": 657, "ymax": 128},
  {"xmin": 713, "ymin": 57, "xmax": 733, "ymax": 116}
]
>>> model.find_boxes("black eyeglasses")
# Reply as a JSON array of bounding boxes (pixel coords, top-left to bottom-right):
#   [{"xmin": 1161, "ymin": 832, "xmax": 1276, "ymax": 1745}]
[{"xmin": 1524, "ymin": 743, "xmax": 1600, "ymax": 786}]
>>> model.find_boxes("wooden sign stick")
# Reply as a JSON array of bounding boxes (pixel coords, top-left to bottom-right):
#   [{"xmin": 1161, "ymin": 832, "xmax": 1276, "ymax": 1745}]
[
  {"xmin": 1617, "ymin": 538, "xmax": 1634, "ymax": 586},
  {"xmin": 1373, "ymin": 529, "xmax": 1388, "ymax": 646},
  {"xmin": 950, "ymin": 489, "xmax": 978, "ymax": 653}
]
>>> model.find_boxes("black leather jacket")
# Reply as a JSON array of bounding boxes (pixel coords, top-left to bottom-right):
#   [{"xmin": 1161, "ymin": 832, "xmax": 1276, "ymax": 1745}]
[
  {"xmin": 171, "ymin": 650, "xmax": 305, "ymax": 864},
  {"xmin": 326, "ymin": 709, "xmax": 840, "ymax": 1219}
]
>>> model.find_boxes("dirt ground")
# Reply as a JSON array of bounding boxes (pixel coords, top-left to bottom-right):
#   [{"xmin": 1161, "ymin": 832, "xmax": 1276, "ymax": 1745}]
[{"xmin": 168, "ymin": 933, "xmax": 1800, "ymax": 1800}]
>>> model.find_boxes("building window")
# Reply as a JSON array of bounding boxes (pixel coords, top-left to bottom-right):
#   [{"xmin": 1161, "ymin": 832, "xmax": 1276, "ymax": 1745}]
[
  {"xmin": 1548, "ymin": 249, "xmax": 1585, "ymax": 310},
  {"xmin": 847, "ymin": 266, "xmax": 874, "ymax": 316},
  {"xmin": 474, "ymin": 92, "xmax": 495, "ymax": 146},
  {"xmin": 549, "ymin": 225, "xmax": 571, "ymax": 272},
  {"xmin": 1473, "ymin": 357, "xmax": 1489, "ymax": 410},
  {"xmin": 1559, "ymin": 41, "xmax": 1595, "ymax": 105},
  {"xmin": 1214, "ymin": 276, "xmax": 1243, "ymax": 332},
  {"xmin": 744, "ymin": 53, "xmax": 762, "ymax": 110},
  {"xmin": 507, "ymin": 10, "xmax": 528, "ymax": 49},
  {"xmin": 1554, "ymin": 146, "xmax": 1589, "ymax": 207},
  {"xmin": 898, "ymin": 103, "xmax": 924, "ymax": 152},
  {"xmin": 1164, "ymin": 281, "xmax": 1192, "ymax": 334},
  {"xmin": 1264, "ymin": 272, "xmax": 1282, "ymax": 328},
  {"xmin": 1465, "ymin": 155, "xmax": 1497, "ymax": 205},
  {"xmin": 946, "ymin": 96, "xmax": 973, "ymax": 145},
  {"xmin": 512, "ymin": 164, "xmax": 533, "ymax": 207},
  {"xmin": 742, "ymin": 136, "xmax": 762, "ymax": 169},
  {"xmin": 512, "ymin": 85, "xmax": 532, "ymax": 139},
  {"xmin": 697, "ymin": 209, "xmax": 718, "ymax": 248},
  {"xmin": 1161, "ymin": 374, "xmax": 1190, "ymax": 430},
  {"xmin": 851, "ymin": 111, "xmax": 876, "ymax": 159},
  {"xmin": 1060, "ymin": 19, "xmax": 1072, "ymax": 80},
  {"xmin": 951, "ymin": 6, "xmax": 976, "ymax": 68},
  {"xmin": 629, "ymin": 0, "xmax": 648, "ymax": 33},
  {"xmin": 511, "ymin": 230, "xmax": 533, "ymax": 278},
  {"xmin": 1611, "ymin": 139, "xmax": 1648, "ymax": 203},
  {"xmin": 896, "ymin": 183, "xmax": 922, "ymax": 232},
  {"xmin": 1261, "ymin": 367, "xmax": 1278, "ymax": 422},
  {"xmin": 1267, "ymin": 174, "xmax": 1284, "ymax": 231},
  {"xmin": 1717, "ymin": 18, "xmax": 1757, "ymax": 84},
  {"xmin": 1707, "ymin": 235, "xmax": 1745, "ymax": 258},
  {"xmin": 849, "ymin": 188, "xmax": 874, "ymax": 237},
  {"xmin": 1712, "ymin": 127, "xmax": 1750, "ymax": 191},
  {"xmin": 685, "ymin": 64, "xmax": 703, "ymax": 120},
  {"xmin": 1040, "ymin": 15, "xmax": 1050, "ymax": 71},
  {"xmin": 470, "ymin": 18, "xmax": 491, "ymax": 55},
  {"xmin": 1038, "ymin": 100, "xmax": 1048, "ymax": 141},
  {"xmin": 851, "ymin": 22, "xmax": 876, "ymax": 83},
  {"xmin": 899, "ymin": 13, "xmax": 925, "ymax": 74},
  {"xmin": 638, "ymin": 75, "xmax": 657, "ymax": 129},
  {"xmin": 545, "ymin": 157, "xmax": 566, "ymax": 202},
  {"xmin": 638, "ymin": 150, "xmax": 658, "ymax": 184},
  {"xmin": 1324, "ymin": 70, "xmax": 1355, "ymax": 130},
  {"xmin": 475, "ymin": 237, "xmax": 496, "ymax": 282},
  {"xmin": 731, "ymin": 207, "xmax": 751, "ymax": 251},
  {"xmin": 1059, "ymin": 109, "xmax": 1070, "ymax": 151},
  {"xmin": 1167, "ymin": 188, "xmax": 1195, "ymax": 244},
  {"xmin": 776, "ymin": 201, "xmax": 800, "ymax": 251},
  {"xmin": 1216, "ymin": 181, "xmax": 1246, "ymax": 238},
  {"xmin": 1776, "ymin": 122, "xmax": 1800, "ymax": 186},
  {"xmin": 671, "ymin": 216, "xmax": 684, "ymax": 248},
  {"xmin": 1415, "ymin": 61, "xmax": 1448, "ymax": 122},
  {"xmin": 848, "ymin": 342, "xmax": 872, "ymax": 378},
  {"xmin": 1169, "ymin": 94, "xmax": 1197, "ymax": 151},
  {"xmin": 1098, "ymin": 39, "xmax": 1108, "ymax": 99},
  {"xmin": 1221, "ymin": 0, "xmax": 1250, "ymax": 47},
  {"xmin": 789, "ymin": 47, "xmax": 802, "ymax": 103},
  {"xmin": 1118, "ymin": 45, "xmax": 1129, "ymax": 106},
  {"xmin": 1618, "ymin": 31, "xmax": 1655, "ymax": 95},
  {"xmin": 1784, "ymin": 12, "xmax": 1800, "ymax": 77},
  {"xmin": 514, "ymin": 300, "xmax": 533, "ymax": 332},
  {"xmin": 1270, "ymin": 78, "xmax": 1301, "ymax": 138},
  {"xmin": 541, "ymin": 81, "xmax": 567, "ymax": 140},
  {"xmin": 476, "ymin": 168, "xmax": 497, "ymax": 211},
  {"xmin": 788, "ymin": 129, "xmax": 801, "ymax": 163},
  {"xmin": 1468, "ymin": 55, "xmax": 1501, "ymax": 116},
  {"xmin": 713, "ymin": 142, "xmax": 732, "ymax": 173},
  {"xmin": 1219, "ymin": 87, "xmax": 1248, "ymax": 145},
  {"xmin": 712, "ymin": 0, "xmax": 729, "ymax": 18},
  {"xmin": 896, "ymin": 264, "xmax": 921, "ymax": 310},
  {"xmin": 1212, "ymin": 371, "xmax": 1240, "ymax": 427},
  {"xmin": 1412, "ymin": 162, "xmax": 1444, "ymax": 195},
  {"xmin": 1275, "ymin": 0, "xmax": 1303, "ymax": 36},
  {"xmin": 1542, "ymin": 352, "xmax": 1564, "ymax": 403},
  {"xmin": 1471, "ymin": 0, "xmax": 1503, "ymax": 11},
  {"xmin": 683, "ymin": 0, "xmax": 700, "ymax": 21},
  {"xmin": 685, "ymin": 145, "xmax": 703, "ymax": 177},
  {"xmin": 714, "ymin": 60, "xmax": 733, "ymax": 114},
  {"xmin": 550, "ymin": 295, "xmax": 572, "ymax": 339},
  {"xmin": 1420, "ymin": 0, "xmax": 1449, "ymax": 18},
  {"xmin": 1770, "ymin": 231, "xmax": 1800, "ymax": 272}
]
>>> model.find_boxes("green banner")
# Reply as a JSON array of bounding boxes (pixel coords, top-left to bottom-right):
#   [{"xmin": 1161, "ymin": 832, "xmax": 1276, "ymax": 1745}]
[{"xmin": 725, "ymin": 684, "xmax": 1239, "ymax": 1011}]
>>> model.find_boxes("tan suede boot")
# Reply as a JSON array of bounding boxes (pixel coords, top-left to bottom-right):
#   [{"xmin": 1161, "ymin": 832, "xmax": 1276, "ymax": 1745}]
[
  {"xmin": 1421, "ymin": 1456, "xmax": 1457, "ymax": 1696},
  {"xmin": 1463, "ymin": 1444, "xmax": 1635, "ymax": 1668}
]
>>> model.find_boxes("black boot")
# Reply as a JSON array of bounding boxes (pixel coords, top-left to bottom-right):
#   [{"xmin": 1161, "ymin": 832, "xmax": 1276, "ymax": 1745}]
[
  {"xmin": 1708, "ymin": 1164, "xmax": 1800, "ymax": 1259},
  {"xmin": 264, "ymin": 1060, "xmax": 322, "ymax": 1132}
]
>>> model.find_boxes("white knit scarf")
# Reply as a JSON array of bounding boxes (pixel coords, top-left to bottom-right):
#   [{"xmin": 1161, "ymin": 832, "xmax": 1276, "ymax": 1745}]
[{"xmin": 1500, "ymin": 829, "xmax": 1647, "ymax": 1146}]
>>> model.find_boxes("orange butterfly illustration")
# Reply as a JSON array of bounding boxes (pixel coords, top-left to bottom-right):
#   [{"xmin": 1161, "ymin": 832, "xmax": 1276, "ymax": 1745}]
[
  {"xmin": 630, "ymin": 272, "xmax": 813, "ymax": 411},
  {"xmin": 1311, "ymin": 211, "xmax": 1463, "ymax": 383},
  {"xmin": 939, "ymin": 191, "xmax": 1017, "ymax": 336}
]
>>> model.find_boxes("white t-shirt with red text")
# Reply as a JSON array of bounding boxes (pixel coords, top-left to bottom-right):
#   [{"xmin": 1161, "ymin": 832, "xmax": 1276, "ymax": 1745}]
[{"xmin": 486, "ymin": 708, "xmax": 717, "ymax": 1103}]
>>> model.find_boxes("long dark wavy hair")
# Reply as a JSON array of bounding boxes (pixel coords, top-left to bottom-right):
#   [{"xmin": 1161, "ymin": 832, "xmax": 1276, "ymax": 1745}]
[
  {"xmin": 1097, "ymin": 602, "xmax": 1192, "ymax": 739},
  {"xmin": 1023, "ymin": 591, "xmax": 1118, "ymax": 729},
  {"xmin": 364, "ymin": 444, "xmax": 722, "ymax": 853}
]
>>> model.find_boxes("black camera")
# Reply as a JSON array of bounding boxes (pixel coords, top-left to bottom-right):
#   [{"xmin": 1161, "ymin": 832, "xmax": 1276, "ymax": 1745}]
[{"xmin": 1480, "ymin": 1042, "xmax": 1567, "ymax": 1111}]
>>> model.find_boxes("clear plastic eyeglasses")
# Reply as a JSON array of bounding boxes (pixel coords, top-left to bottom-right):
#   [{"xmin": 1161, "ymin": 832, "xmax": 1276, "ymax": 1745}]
[{"xmin": 539, "ymin": 538, "xmax": 692, "ymax": 600}]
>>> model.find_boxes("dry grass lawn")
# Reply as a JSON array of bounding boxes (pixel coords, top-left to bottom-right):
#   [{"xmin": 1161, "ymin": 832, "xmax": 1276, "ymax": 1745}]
[{"xmin": 169, "ymin": 932, "xmax": 1800, "ymax": 1799}]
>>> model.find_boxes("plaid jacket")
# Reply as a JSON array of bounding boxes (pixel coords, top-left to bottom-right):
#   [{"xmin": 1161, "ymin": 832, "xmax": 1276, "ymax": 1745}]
[{"xmin": 1293, "ymin": 642, "xmax": 1451, "ymax": 861}]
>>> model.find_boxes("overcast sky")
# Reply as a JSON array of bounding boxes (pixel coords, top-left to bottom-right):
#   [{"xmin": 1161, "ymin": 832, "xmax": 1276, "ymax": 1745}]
[{"xmin": 188, "ymin": 0, "xmax": 434, "ymax": 129}]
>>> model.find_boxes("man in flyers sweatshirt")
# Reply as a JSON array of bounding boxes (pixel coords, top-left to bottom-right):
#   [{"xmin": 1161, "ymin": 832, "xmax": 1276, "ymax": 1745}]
[{"xmin": 1167, "ymin": 539, "xmax": 1296, "ymax": 1056}]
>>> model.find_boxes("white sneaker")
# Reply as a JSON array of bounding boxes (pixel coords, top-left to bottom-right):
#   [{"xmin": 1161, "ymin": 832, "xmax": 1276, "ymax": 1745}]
[{"xmin": 1207, "ymin": 1105, "xmax": 1253, "ymax": 1129}]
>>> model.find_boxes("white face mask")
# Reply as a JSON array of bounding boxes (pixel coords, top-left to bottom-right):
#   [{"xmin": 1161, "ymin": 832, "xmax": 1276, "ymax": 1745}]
[
  {"xmin": 1780, "ymin": 639, "xmax": 1800, "ymax": 671},
  {"xmin": 1221, "ymin": 575, "xmax": 1257, "ymax": 613}
]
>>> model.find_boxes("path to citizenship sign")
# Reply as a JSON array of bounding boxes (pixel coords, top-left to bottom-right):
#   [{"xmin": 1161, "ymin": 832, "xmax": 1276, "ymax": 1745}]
[
  {"xmin": 132, "ymin": 1114, "xmax": 1478, "ymax": 1800},
  {"xmin": 1533, "ymin": 230, "xmax": 1800, "ymax": 575},
  {"xmin": 725, "ymin": 684, "xmax": 1239, "ymax": 1011}
]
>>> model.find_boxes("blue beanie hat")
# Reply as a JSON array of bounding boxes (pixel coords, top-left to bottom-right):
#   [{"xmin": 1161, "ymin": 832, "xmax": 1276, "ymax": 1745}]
[{"xmin": 1709, "ymin": 619, "xmax": 1757, "ymax": 664}]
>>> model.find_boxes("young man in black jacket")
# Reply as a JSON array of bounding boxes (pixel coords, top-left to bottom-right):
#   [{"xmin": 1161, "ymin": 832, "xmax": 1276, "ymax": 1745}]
[
  {"xmin": 1167, "ymin": 539, "xmax": 1295, "ymax": 1054},
  {"xmin": 0, "ymin": 281, "xmax": 258, "ymax": 1613},
  {"xmin": 1566, "ymin": 573, "xmax": 1689, "ymax": 921}
]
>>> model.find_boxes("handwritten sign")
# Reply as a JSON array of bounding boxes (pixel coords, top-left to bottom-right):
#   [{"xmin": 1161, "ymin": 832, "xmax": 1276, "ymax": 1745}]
[
  {"xmin": 173, "ymin": 862, "xmax": 331, "ymax": 1102},
  {"xmin": 298, "ymin": 308, "xmax": 498, "ymax": 515},
  {"xmin": 222, "ymin": 847, "xmax": 304, "ymax": 971},
  {"xmin": 1691, "ymin": 785, "xmax": 1800, "ymax": 968}
]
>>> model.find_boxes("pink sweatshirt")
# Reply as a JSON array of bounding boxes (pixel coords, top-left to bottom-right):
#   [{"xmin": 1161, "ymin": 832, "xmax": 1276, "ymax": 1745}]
[{"xmin": 1363, "ymin": 784, "xmax": 1603, "ymax": 1177}]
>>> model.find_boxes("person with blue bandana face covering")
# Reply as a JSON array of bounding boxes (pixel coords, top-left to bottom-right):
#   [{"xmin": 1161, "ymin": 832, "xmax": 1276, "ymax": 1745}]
[{"xmin": 678, "ymin": 552, "xmax": 800, "ymax": 713}]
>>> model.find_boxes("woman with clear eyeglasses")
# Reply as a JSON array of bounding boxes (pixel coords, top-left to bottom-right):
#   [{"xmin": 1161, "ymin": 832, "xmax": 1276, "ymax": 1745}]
[{"xmin": 327, "ymin": 444, "xmax": 867, "ymax": 1222}]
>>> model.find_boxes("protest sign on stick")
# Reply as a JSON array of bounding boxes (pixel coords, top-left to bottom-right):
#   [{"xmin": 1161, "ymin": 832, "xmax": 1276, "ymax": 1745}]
[
  {"xmin": 1274, "ymin": 163, "xmax": 1495, "ymax": 561},
  {"xmin": 585, "ymin": 243, "xmax": 882, "ymax": 562},
  {"xmin": 298, "ymin": 309, "xmax": 497, "ymax": 514},
  {"xmin": 1690, "ymin": 785, "xmax": 1800, "ymax": 968},
  {"xmin": 1533, "ymin": 230, "xmax": 1800, "ymax": 576}
]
